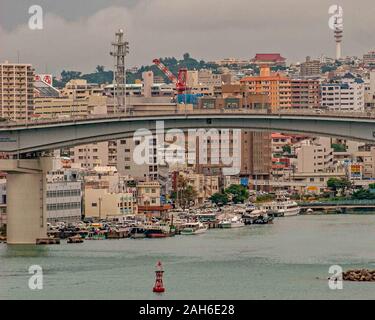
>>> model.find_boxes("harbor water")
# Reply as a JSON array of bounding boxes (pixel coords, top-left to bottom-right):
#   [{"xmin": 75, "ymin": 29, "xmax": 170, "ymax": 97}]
[{"xmin": 1, "ymin": 214, "xmax": 375, "ymax": 300}]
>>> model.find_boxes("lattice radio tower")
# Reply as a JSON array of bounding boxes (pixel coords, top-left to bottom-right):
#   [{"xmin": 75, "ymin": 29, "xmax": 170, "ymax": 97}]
[{"xmin": 110, "ymin": 29, "xmax": 129, "ymax": 114}]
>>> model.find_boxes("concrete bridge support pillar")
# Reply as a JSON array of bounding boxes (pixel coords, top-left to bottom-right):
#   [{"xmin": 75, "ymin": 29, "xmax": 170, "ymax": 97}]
[{"xmin": 0, "ymin": 158, "xmax": 53, "ymax": 244}]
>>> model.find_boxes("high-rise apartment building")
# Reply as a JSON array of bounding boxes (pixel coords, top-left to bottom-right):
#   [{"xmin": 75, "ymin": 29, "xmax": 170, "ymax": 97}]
[
  {"xmin": 240, "ymin": 66, "xmax": 291, "ymax": 111},
  {"xmin": 241, "ymin": 131, "xmax": 272, "ymax": 180},
  {"xmin": 321, "ymin": 74, "xmax": 365, "ymax": 111},
  {"xmin": 291, "ymin": 79, "xmax": 321, "ymax": 109},
  {"xmin": 0, "ymin": 62, "xmax": 34, "ymax": 121}
]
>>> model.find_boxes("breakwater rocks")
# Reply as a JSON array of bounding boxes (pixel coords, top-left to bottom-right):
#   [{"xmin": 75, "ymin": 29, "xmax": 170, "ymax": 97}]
[{"xmin": 343, "ymin": 269, "xmax": 375, "ymax": 282}]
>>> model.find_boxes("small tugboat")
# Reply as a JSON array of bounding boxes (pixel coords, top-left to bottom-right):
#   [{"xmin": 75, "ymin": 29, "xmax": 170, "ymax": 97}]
[{"xmin": 67, "ymin": 235, "xmax": 84, "ymax": 243}]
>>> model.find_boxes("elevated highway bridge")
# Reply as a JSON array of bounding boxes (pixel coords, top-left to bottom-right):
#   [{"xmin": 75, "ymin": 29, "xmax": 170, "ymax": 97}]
[
  {"xmin": 0, "ymin": 109, "xmax": 375, "ymax": 154},
  {"xmin": 2, "ymin": 108, "xmax": 375, "ymax": 244}
]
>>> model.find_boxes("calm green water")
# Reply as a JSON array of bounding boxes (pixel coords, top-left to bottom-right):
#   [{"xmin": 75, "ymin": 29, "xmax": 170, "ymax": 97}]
[{"xmin": 1, "ymin": 214, "xmax": 375, "ymax": 300}]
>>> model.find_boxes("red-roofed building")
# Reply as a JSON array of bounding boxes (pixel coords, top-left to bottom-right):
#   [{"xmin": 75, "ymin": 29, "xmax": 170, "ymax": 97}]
[{"xmin": 251, "ymin": 53, "xmax": 286, "ymax": 67}]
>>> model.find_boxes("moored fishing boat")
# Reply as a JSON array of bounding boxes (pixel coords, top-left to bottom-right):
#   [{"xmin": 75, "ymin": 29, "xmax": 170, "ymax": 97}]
[
  {"xmin": 218, "ymin": 219, "xmax": 232, "ymax": 229},
  {"xmin": 180, "ymin": 222, "xmax": 208, "ymax": 235},
  {"xmin": 230, "ymin": 216, "xmax": 245, "ymax": 228},
  {"xmin": 129, "ymin": 227, "xmax": 146, "ymax": 239}
]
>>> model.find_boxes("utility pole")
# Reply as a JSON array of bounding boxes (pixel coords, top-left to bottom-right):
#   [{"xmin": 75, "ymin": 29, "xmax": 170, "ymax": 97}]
[{"xmin": 98, "ymin": 196, "xmax": 102, "ymax": 221}]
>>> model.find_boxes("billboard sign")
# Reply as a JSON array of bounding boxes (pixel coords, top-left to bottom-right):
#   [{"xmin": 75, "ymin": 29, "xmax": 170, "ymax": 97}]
[{"xmin": 35, "ymin": 74, "xmax": 53, "ymax": 86}]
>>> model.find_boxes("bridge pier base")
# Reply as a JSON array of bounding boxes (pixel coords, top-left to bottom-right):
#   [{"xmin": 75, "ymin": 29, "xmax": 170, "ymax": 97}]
[{"xmin": 0, "ymin": 158, "xmax": 53, "ymax": 244}]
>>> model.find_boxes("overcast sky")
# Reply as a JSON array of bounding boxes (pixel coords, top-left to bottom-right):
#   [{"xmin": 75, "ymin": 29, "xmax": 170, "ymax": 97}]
[{"xmin": 0, "ymin": 0, "xmax": 374, "ymax": 75}]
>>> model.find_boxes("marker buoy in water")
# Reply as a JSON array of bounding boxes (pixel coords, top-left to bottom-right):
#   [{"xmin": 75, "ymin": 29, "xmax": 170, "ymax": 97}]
[{"xmin": 153, "ymin": 261, "xmax": 165, "ymax": 293}]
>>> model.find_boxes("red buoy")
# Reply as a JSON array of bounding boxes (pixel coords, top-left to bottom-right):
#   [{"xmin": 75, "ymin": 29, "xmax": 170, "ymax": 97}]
[{"xmin": 153, "ymin": 261, "xmax": 165, "ymax": 293}]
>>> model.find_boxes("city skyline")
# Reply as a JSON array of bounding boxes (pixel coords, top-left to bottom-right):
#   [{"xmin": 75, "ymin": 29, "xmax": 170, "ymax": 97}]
[{"xmin": 1, "ymin": 0, "xmax": 374, "ymax": 75}]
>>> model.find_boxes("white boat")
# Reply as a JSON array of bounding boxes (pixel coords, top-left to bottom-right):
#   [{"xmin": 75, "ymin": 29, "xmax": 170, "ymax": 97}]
[
  {"xmin": 260, "ymin": 194, "xmax": 300, "ymax": 217},
  {"xmin": 245, "ymin": 203, "xmax": 257, "ymax": 214},
  {"xmin": 218, "ymin": 219, "xmax": 232, "ymax": 229},
  {"xmin": 230, "ymin": 216, "xmax": 245, "ymax": 228},
  {"xmin": 180, "ymin": 222, "xmax": 208, "ymax": 235},
  {"xmin": 245, "ymin": 208, "xmax": 267, "ymax": 218}
]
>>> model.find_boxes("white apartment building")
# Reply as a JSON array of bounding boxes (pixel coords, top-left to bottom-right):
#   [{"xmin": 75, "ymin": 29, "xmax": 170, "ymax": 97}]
[
  {"xmin": 46, "ymin": 170, "xmax": 82, "ymax": 223},
  {"xmin": 116, "ymin": 137, "xmax": 159, "ymax": 180},
  {"xmin": 321, "ymin": 75, "xmax": 365, "ymax": 111}
]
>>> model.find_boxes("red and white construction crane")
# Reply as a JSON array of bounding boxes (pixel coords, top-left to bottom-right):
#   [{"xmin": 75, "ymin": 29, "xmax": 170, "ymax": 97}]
[{"xmin": 152, "ymin": 58, "xmax": 188, "ymax": 94}]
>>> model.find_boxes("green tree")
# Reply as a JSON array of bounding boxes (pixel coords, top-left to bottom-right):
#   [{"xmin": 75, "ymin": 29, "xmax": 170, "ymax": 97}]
[
  {"xmin": 61, "ymin": 70, "xmax": 82, "ymax": 83},
  {"xmin": 255, "ymin": 194, "xmax": 275, "ymax": 203},
  {"xmin": 210, "ymin": 192, "xmax": 229, "ymax": 206},
  {"xmin": 171, "ymin": 176, "xmax": 198, "ymax": 209},
  {"xmin": 282, "ymin": 145, "xmax": 291, "ymax": 154},
  {"xmin": 351, "ymin": 188, "xmax": 375, "ymax": 200},
  {"xmin": 96, "ymin": 65, "xmax": 105, "ymax": 73},
  {"xmin": 225, "ymin": 184, "xmax": 249, "ymax": 204},
  {"xmin": 331, "ymin": 143, "xmax": 347, "ymax": 152},
  {"xmin": 327, "ymin": 177, "xmax": 352, "ymax": 196}
]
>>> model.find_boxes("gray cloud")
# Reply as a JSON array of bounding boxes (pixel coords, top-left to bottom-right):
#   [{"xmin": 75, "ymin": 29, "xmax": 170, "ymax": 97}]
[{"xmin": 0, "ymin": 0, "xmax": 374, "ymax": 75}]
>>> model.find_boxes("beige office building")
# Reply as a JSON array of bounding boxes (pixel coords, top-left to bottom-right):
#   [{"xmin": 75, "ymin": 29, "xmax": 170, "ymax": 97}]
[
  {"xmin": 84, "ymin": 188, "xmax": 136, "ymax": 218},
  {"xmin": 299, "ymin": 56, "xmax": 321, "ymax": 77},
  {"xmin": 34, "ymin": 97, "xmax": 88, "ymax": 118},
  {"xmin": 70, "ymin": 143, "xmax": 109, "ymax": 169},
  {"xmin": 0, "ymin": 62, "xmax": 34, "ymax": 121}
]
